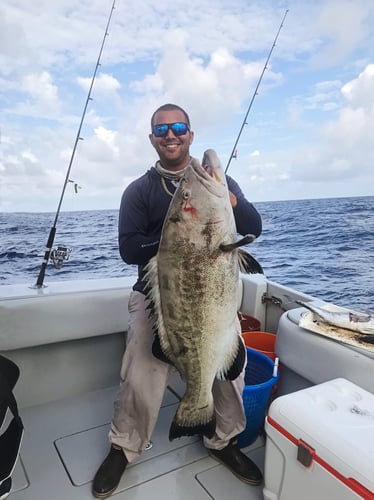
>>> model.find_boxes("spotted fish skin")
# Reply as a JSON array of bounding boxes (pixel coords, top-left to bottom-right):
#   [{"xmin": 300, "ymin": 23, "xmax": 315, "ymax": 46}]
[{"xmin": 145, "ymin": 150, "xmax": 247, "ymax": 441}]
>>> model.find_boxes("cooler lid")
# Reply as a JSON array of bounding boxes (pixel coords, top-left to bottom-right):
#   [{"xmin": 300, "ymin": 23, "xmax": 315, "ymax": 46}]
[{"xmin": 267, "ymin": 378, "xmax": 374, "ymax": 494}]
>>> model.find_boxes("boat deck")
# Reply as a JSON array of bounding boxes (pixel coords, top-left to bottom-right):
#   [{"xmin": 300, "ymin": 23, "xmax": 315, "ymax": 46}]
[{"xmin": 10, "ymin": 375, "xmax": 265, "ymax": 500}]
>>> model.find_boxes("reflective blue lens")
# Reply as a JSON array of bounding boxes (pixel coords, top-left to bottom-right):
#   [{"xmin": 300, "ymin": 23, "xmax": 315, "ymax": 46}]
[{"xmin": 152, "ymin": 122, "xmax": 189, "ymax": 137}]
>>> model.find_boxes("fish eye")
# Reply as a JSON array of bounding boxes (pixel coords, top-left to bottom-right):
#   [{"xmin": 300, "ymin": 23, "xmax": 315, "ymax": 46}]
[{"xmin": 182, "ymin": 189, "xmax": 190, "ymax": 200}]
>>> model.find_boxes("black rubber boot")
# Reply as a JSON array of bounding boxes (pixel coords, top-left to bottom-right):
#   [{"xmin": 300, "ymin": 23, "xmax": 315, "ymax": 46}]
[
  {"xmin": 92, "ymin": 446, "xmax": 128, "ymax": 498},
  {"xmin": 208, "ymin": 442, "xmax": 262, "ymax": 485}
]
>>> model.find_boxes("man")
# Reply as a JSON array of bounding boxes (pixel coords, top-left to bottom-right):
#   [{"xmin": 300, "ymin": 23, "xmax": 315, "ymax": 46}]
[{"xmin": 92, "ymin": 103, "xmax": 263, "ymax": 498}]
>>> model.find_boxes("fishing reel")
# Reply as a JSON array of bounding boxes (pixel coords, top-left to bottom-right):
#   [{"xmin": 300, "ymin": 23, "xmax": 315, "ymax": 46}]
[{"xmin": 50, "ymin": 246, "xmax": 72, "ymax": 269}]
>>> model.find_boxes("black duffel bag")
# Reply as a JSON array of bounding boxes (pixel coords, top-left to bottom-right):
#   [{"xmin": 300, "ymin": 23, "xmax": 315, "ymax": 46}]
[{"xmin": 0, "ymin": 355, "xmax": 24, "ymax": 499}]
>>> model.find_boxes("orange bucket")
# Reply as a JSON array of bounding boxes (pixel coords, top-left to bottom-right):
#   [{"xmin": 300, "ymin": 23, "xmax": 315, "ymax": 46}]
[
  {"xmin": 241, "ymin": 331, "xmax": 276, "ymax": 360},
  {"xmin": 238, "ymin": 313, "xmax": 261, "ymax": 332}
]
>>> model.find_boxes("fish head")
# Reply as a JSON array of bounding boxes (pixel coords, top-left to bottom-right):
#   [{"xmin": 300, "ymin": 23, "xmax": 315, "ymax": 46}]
[
  {"xmin": 201, "ymin": 149, "xmax": 225, "ymax": 183},
  {"xmin": 162, "ymin": 149, "xmax": 236, "ymax": 249}
]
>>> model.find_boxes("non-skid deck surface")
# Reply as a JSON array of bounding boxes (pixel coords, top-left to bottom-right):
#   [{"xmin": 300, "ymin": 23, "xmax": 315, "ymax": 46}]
[{"xmin": 9, "ymin": 379, "xmax": 265, "ymax": 500}]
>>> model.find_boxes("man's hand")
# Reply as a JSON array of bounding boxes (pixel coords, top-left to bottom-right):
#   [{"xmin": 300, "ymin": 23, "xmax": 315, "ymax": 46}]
[{"xmin": 229, "ymin": 191, "xmax": 237, "ymax": 208}]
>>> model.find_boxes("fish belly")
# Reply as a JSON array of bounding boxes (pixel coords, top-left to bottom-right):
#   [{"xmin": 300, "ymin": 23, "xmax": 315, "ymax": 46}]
[{"xmin": 153, "ymin": 243, "xmax": 244, "ymax": 440}]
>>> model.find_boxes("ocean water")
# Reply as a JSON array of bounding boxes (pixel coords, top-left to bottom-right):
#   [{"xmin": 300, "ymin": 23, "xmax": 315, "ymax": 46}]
[{"xmin": 1, "ymin": 196, "xmax": 373, "ymax": 313}]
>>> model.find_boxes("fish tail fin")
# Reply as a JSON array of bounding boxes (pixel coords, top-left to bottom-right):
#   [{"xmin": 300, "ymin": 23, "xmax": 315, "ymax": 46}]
[{"xmin": 169, "ymin": 399, "xmax": 216, "ymax": 441}]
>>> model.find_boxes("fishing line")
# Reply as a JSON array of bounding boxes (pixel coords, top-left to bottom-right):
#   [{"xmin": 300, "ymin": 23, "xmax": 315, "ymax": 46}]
[
  {"xmin": 33, "ymin": 0, "xmax": 117, "ymax": 288},
  {"xmin": 225, "ymin": 9, "xmax": 288, "ymax": 174}
]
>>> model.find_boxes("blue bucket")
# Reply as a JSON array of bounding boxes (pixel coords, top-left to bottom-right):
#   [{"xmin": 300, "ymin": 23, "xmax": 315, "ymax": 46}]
[{"xmin": 237, "ymin": 347, "xmax": 279, "ymax": 448}]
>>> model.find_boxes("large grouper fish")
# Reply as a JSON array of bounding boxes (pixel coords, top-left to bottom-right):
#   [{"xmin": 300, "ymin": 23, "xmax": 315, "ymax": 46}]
[{"xmin": 144, "ymin": 149, "xmax": 263, "ymax": 441}]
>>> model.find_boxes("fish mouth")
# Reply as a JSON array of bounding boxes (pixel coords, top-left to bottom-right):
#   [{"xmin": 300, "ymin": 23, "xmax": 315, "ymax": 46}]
[
  {"xmin": 202, "ymin": 151, "xmax": 224, "ymax": 183},
  {"xmin": 189, "ymin": 152, "xmax": 226, "ymax": 196}
]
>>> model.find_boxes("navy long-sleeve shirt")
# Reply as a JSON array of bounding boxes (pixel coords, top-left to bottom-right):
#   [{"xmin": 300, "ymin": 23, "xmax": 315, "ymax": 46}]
[{"xmin": 119, "ymin": 164, "xmax": 262, "ymax": 293}]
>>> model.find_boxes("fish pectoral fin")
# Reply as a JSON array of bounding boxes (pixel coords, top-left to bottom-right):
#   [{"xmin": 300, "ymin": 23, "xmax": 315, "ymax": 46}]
[
  {"xmin": 152, "ymin": 334, "xmax": 174, "ymax": 366},
  {"xmin": 238, "ymin": 249, "xmax": 264, "ymax": 274},
  {"xmin": 219, "ymin": 339, "xmax": 246, "ymax": 381},
  {"xmin": 219, "ymin": 233, "xmax": 256, "ymax": 252}
]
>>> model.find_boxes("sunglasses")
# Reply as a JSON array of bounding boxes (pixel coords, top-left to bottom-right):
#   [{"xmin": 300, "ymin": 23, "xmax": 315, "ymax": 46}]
[{"xmin": 152, "ymin": 122, "xmax": 190, "ymax": 138}]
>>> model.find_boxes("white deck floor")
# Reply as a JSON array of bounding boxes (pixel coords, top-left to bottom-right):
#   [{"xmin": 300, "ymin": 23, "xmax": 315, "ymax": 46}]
[{"xmin": 10, "ymin": 379, "xmax": 266, "ymax": 500}]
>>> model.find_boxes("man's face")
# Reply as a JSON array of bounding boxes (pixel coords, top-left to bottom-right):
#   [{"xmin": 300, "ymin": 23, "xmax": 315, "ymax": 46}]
[{"xmin": 149, "ymin": 109, "xmax": 194, "ymax": 171}]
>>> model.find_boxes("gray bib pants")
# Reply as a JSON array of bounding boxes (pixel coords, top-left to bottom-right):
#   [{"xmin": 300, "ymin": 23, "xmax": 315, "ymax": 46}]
[{"xmin": 109, "ymin": 291, "xmax": 246, "ymax": 463}]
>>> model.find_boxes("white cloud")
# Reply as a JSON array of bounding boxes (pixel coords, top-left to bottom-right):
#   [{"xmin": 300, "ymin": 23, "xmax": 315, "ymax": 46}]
[
  {"xmin": 1, "ymin": 1, "xmax": 374, "ymax": 211},
  {"xmin": 130, "ymin": 30, "xmax": 282, "ymax": 132},
  {"xmin": 288, "ymin": 64, "xmax": 374, "ymax": 184},
  {"xmin": 304, "ymin": 80, "xmax": 342, "ymax": 111},
  {"xmin": 309, "ymin": 0, "xmax": 373, "ymax": 67},
  {"xmin": 77, "ymin": 73, "xmax": 121, "ymax": 94},
  {"xmin": 10, "ymin": 71, "xmax": 62, "ymax": 117},
  {"xmin": 341, "ymin": 63, "xmax": 374, "ymax": 107},
  {"xmin": 21, "ymin": 150, "xmax": 38, "ymax": 163},
  {"xmin": 22, "ymin": 71, "xmax": 53, "ymax": 97}
]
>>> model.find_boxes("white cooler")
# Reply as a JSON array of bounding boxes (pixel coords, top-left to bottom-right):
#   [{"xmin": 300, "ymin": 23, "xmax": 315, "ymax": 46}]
[{"xmin": 263, "ymin": 378, "xmax": 374, "ymax": 500}]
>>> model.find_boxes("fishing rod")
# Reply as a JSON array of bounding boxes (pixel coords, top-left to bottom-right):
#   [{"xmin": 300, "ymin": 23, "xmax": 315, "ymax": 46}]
[
  {"xmin": 225, "ymin": 9, "xmax": 288, "ymax": 174},
  {"xmin": 33, "ymin": 0, "xmax": 116, "ymax": 288}
]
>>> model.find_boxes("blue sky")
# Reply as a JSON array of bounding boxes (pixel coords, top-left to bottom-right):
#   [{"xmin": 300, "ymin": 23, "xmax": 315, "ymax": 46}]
[{"xmin": 1, "ymin": 0, "xmax": 374, "ymax": 212}]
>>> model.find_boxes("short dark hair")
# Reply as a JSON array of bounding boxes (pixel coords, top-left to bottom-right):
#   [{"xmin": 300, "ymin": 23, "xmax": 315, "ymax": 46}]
[{"xmin": 151, "ymin": 103, "xmax": 191, "ymax": 128}]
